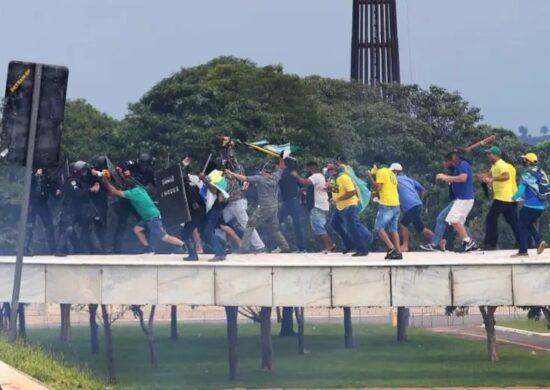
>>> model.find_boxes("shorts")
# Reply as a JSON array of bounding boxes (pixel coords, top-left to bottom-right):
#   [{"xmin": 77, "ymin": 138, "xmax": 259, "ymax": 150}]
[
  {"xmin": 374, "ymin": 205, "xmax": 400, "ymax": 233},
  {"xmin": 400, "ymin": 205, "xmax": 425, "ymax": 233},
  {"xmin": 138, "ymin": 216, "xmax": 168, "ymax": 239},
  {"xmin": 310, "ymin": 207, "xmax": 328, "ymax": 236},
  {"xmin": 445, "ymin": 199, "xmax": 474, "ymax": 225}
]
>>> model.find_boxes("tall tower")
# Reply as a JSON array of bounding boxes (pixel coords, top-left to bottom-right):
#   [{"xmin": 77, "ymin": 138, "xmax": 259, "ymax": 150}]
[{"xmin": 351, "ymin": 0, "xmax": 400, "ymax": 85}]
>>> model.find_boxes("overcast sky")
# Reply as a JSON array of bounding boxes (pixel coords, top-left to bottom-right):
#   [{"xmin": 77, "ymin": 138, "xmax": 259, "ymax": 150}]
[{"xmin": 1, "ymin": 0, "xmax": 548, "ymax": 134}]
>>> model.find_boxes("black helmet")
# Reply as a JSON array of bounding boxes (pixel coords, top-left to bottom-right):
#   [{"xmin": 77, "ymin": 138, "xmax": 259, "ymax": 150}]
[
  {"xmin": 92, "ymin": 155, "xmax": 108, "ymax": 170},
  {"xmin": 138, "ymin": 153, "xmax": 152, "ymax": 164}
]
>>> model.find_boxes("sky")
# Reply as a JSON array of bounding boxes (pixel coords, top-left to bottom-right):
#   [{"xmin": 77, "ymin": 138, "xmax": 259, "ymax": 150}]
[{"xmin": 0, "ymin": 0, "xmax": 548, "ymax": 134}]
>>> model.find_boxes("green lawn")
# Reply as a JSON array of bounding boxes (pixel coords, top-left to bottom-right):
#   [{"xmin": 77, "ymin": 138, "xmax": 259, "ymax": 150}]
[
  {"xmin": 0, "ymin": 333, "xmax": 105, "ymax": 389},
  {"xmin": 21, "ymin": 322, "xmax": 550, "ymax": 389},
  {"xmin": 499, "ymin": 318, "xmax": 550, "ymax": 333}
]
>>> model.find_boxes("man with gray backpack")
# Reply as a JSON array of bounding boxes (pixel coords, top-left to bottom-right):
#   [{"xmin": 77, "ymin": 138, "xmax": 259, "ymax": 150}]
[{"xmin": 510, "ymin": 152, "xmax": 548, "ymax": 257}]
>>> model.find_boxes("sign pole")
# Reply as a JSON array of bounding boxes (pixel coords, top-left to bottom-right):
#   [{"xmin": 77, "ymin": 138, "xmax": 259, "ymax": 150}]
[{"xmin": 8, "ymin": 64, "xmax": 42, "ymax": 343}]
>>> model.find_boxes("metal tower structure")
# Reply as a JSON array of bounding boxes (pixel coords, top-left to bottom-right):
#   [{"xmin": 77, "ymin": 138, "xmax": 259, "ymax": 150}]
[{"xmin": 351, "ymin": 0, "xmax": 400, "ymax": 85}]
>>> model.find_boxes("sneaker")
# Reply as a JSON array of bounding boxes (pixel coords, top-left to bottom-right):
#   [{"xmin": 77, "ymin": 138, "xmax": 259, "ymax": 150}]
[
  {"xmin": 420, "ymin": 243, "xmax": 439, "ymax": 252},
  {"xmin": 208, "ymin": 255, "xmax": 226, "ymax": 262},
  {"xmin": 387, "ymin": 251, "xmax": 403, "ymax": 260},
  {"xmin": 510, "ymin": 252, "xmax": 529, "ymax": 258},
  {"xmin": 342, "ymin": 247, "xmax": 352, "ymax": 255},
  {"xmin": 251, "ymin": 247, "xmax": 266, "ymax": 254},
  {"xmin": 351, "ymin": 251, "xmax": 368, "ymax": 257},
  {"xmin": 464, "ymin": 239, "xmax": 480, "ymax": 252},
  {"xmin": 271, "ymin": 247, "xmax": 291, "ymax": 254},
  {"xmin": 537, "ymin": 240, "xmax": 547, "ymax": 255},
  {"xmin": 183, "ymin": 255, "xmax": 199, "ymax": 261}
]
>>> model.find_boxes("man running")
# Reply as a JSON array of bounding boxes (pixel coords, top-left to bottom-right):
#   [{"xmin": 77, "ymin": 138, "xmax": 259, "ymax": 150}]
[
  {"xmin": 476, "ymin": 146, "xmax": 519, "ymax": 250},
  {"xmin": 390, "ymin": 163, "xmax": 434, "ymax": 252},
  {"xmin": 368, "ymin": 156, "xmax": 402, "ymax": 260},
  {"xmin": 225, "ymin": 159, "xmax": 291, "ymax": 253},
  {"xmin": 434, "ymin": 151, "xmax": 480, "ymax": 252},
  {"xmin": 292, "ymin": 161, "xmax": 335, "ymax": 253}
]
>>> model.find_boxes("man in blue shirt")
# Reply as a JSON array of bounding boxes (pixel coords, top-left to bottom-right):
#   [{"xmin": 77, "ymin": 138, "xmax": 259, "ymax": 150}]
[
  {"xmin": 390, "ymin": 163, "xmax": 434, "ymax": 251},
  {"xmin": 434, "ymin": 151, "xmax": 480, "ymax": 252}
]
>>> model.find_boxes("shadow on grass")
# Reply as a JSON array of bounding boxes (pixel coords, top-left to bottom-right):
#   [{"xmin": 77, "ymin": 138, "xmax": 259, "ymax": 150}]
[{"xmin": 23, "ymin": 322, "xmax": 550, "ymax": 390}]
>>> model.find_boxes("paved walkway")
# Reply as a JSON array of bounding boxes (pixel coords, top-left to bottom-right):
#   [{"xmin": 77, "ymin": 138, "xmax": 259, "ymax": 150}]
[
  {"xmin": 226, "ymin": 387, "xmax": 550, "ymax": 389},
  {"xmin": 0, "ymin": 361, "xmax": 49, "ymax": 390},
  {"xmin": 429, "ymin": 325, "xmax": 550, "ymax": 352}
]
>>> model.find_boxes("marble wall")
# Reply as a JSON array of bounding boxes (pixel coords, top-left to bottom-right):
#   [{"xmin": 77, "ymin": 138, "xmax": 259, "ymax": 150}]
[{"xmin": 0, "ymin": 262, "xmax": 546, "ymax": 307}]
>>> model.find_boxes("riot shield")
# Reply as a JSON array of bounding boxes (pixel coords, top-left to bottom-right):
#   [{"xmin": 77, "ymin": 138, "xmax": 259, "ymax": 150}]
[{"xmin": 155, "ymin": 164, "xmax": 191, "ymax": 230}]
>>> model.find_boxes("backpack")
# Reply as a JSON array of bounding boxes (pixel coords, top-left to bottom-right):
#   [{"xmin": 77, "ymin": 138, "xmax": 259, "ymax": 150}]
[{"xmin": 529, "ymin": 168, "xmax": 550, "ymax": 200}]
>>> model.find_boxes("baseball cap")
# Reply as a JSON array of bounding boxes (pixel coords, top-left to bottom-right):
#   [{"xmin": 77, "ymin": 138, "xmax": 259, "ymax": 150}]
[
  {"xmin": 390, "ymin": 163, "xmax": 403, "ymax": 172},
  {"xmin": 521, "ymin": 152, "xmax": 538, "ymax": 164},
  {"xmin": 484, "ymin": 146, "xmax": 503, "ymax": 157}
]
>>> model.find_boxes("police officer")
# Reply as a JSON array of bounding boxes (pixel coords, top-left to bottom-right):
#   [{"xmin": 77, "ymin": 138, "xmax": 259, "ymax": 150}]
[
  {"xmin": 56, "ymin": 161, "xmax": 103, "ymax": 256},
  {"xmin": 91, "ymin": 155, "xmax": 110, "ymax": 249},
  {"xmin": 24, "ymin": 167, "xmax": 56, "ymax": 255}
]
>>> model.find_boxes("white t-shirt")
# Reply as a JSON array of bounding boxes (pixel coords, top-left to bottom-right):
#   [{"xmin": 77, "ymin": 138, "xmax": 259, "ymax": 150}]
[{"xmin": 309, "ymin": 173, "xmax": 330, "ymax": 211}]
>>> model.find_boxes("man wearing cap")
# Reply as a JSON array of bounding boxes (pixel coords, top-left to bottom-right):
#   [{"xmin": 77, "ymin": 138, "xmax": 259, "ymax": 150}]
[
  {"xmin": 510, "ymin": 153, "xmax": 547, "ymax": 257},
  {"xmin": 390, "ymin": 163, "xmax": 434, "ymax": 251},
  {"xmin": 368, "ymin": 155, "xmax": 402, "ymax": 259},
  {"xmin": 477, "ymin": 146, "xmax": 519, "ymax": 250}
]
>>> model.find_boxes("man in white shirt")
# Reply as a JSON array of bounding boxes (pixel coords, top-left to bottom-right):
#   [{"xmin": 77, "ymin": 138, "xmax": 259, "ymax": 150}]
[{"xmin": 292, "ymin": 161, "xmax": 335, "ymax": 253}]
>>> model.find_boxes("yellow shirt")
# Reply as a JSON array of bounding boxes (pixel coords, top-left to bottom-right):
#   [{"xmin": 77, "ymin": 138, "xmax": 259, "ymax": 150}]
[
  {"xmin": 507, "ymin": 162, "xmax": 518, "ymax": 196},
  {"xmin": 375, "ymin": 167, "xmax": 400, "ymax": 206},
  {"xmin": 490, "ymin": 158, "xmax": 514, "ymax": 202},
  {"xmin": 331, "ymin": 173, "xmax": 359, "ymax": 211}
]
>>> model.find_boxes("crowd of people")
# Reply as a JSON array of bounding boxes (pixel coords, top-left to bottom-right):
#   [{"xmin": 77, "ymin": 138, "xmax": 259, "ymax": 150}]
[{"xmin": 23, "ymin": 144, "xmax": 549, "ymax": 261}]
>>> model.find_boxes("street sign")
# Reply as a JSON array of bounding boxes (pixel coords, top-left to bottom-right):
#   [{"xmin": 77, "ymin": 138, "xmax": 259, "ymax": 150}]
[{"xmin": 2, "ymin": 61, "xmax": 69, "ymax": 167}]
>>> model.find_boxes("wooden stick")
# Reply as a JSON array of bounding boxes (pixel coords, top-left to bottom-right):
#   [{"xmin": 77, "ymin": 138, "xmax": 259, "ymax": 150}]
[{"xmin": 463, "ymin": 134, "xmax": 496, "ymax": 153}]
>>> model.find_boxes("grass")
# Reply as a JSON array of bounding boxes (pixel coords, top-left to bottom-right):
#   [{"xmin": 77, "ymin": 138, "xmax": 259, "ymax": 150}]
[
  {"xmin": 0, "ymin": 332, "xmax": 106, "ymax": 389},
  {"xmin": 16, "ymin": 322, "xmax": 550, "ymax": 389},
  {"xmin": 498, "ymin": 318, "xmax": 550, "ymax": 333}
]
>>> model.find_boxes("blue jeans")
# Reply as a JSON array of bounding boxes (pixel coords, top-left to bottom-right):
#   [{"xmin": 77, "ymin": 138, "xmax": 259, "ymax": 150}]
[
  {"xmin": 332, "ymin": 205, "xmax": 372, "ymax": 253},
  {"xmin": 279, "ymin": 197, "xmax": 306, "ymax": 251},
  {"xmin": 431, "ymin": 202, "xmax": 453, "ymax": 247},
  {"xmin": 310, "ymin": 208, "xmax": 328, "ymax": 236},
  {"xmin": 202, "ymin": 201, "xmax": 226, "ymax": 257},
  {"xmin": 374, "ymin": 205, "xmax": 400, "ymax": 233},
  {"xmin": 518, "ymin": 206, "xmax": 543, "ymax": 253}
]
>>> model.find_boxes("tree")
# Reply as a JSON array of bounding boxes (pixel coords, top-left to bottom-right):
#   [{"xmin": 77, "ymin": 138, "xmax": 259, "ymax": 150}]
[
  {"xmin": 519, "ymin": 125, "xmax": 529, "ymax": 139},
  {"xmin": 99, "ymin": 305, "xmax": 129, "ymax": 384},
  {"xmin": 131, "ymin": 305, "xmax": 159, "ymax": 368},
  {"xmin": 541, "ymin": 125, "xmax": 549, "ymax": 136},
  {"xmin": 479, "ymin": 306, "xmax": 498, "ymax": 362},
  {"xmin": 60, "ymin": 304, "xmax": 71, "ymax": 344},
  {"xmin": 260, "ymin": 307, "xmax": 273, "ymax": 371}
]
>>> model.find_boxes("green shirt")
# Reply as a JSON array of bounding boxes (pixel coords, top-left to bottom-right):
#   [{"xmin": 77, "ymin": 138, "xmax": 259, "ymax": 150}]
[{"xmin": 123, "ymin": 186, "xmax": 160, "ymax": 221}]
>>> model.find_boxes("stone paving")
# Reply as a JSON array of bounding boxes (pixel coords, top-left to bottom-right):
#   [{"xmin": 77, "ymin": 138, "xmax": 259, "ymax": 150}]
[{"xmin": 0, "ymin": 361, "xmax": 49, "ymax": 390}]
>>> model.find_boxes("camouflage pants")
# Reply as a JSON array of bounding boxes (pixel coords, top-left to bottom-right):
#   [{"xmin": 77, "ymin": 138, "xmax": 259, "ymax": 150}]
[{"xmin": 241, "ymin": 206, "xmax": 290, "ymax": 252}]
